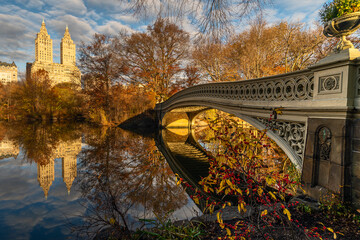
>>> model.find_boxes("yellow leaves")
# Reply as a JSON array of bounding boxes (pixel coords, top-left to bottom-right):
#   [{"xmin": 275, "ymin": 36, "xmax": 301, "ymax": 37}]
[
  {"xmin": 261, "ymin": 209, "xmax": 268, "ymax": 217},
  {"xmin": 274, "ymin": 107, "xmax": 283, "ymax": 115},
  {"xmin": 268, "ymin": 191, "xmax": 277, "ymax": 200},
  {"xmin": 327, "ymin": 227, "xmax": 337, "ymax": 239},
  {"xmin": 217, "ymin": 179, "xmax": 226, "ymax": 194},
  {"xmin": 226, "ymin": 227, "xmax": 232, "ymax": 236},
  {"xmin": 192, "ymin": 196, "xmax": 199, "ymax": 205},
  {"xmin": 175, "ymin": 174, "xmax": 181, "ymax": 185},
  {"xmin": 226, "ymin": 179, "xmax": 233, "ymax": 188},
  {"xmin": 238, "ymin": 202, "xmax": 247, "ymax": 213},
  {"xmin": 257, "ymin": 187, "xmax": 263, "ymax": 196},
  {"xmin": 217, "ymin": 211, "xmax": 224, "ymax": 228},
  {"xmin": 208, "ymin": 204, "xmax": 215, "ymax": 214},
  {"xmin": 109, "ymin": 217, "xmax": 116, "ymax": 225},
  {"xmin": 266, "ymin": 177, "xmax": 276, "ymax": 186},
  {"xmin": 283, "ymin": 208, "xmax": 291, "ymax": 221},
  {"xmin": 217, "ymin": 211, "xmax": 221, "ymax": 222},
  {"xmin": 234, "ymin": 187, "xmax": 243, "ymax": 195}
]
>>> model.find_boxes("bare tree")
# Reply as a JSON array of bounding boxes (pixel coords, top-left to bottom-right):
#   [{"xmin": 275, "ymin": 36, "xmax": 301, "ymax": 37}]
[{"xmin": 123, "ymin": 0, "xmax": 269, "ymax": 39}]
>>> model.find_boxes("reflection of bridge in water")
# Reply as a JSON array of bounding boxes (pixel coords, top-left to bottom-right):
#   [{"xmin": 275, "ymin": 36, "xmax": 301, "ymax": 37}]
[
  {"xmin": 157, "ymin": 129, "xmax": 209, "ymax": 186},
  {"xmin": 155, "ymin": 128, "xmax": 212, "ymax": 211},
  {"xmin": 155, "ymin": 49, "xmax": 360, "ymax": 208}
]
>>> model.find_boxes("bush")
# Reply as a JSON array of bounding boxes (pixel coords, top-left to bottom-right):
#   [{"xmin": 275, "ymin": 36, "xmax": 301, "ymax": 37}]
[{"xmin": 319, "ymin": 0, "xmax": 360, "ymax": 24}]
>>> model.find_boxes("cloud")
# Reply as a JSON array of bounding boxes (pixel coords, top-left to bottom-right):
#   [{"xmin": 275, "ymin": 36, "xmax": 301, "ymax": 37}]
[
  {"xmin": 113, "ymin": 14, "xmax": 139, "ymax": 24},
  {"xmin": 46, "ymin": 0, "xmax": 87, "ymax": 16},
  {"xmin": 0, "ymin": 13, "xmax": 35, "ymax": 64},
  {"xmin": 49, "ymin": 14, "xmax": 95, "ymax": 43},
  {"xmin": 26, "ymin": 0, "xmax": 45, "ymax": 9},
  {"xmin": 96, "ymin": 20, "xmax": 135, "ymax": 35},
  {"xmin": 86, "ymin": 0, "xmax": 131, "ymax": 13},
  {"xmin": 289, "ymin": 12, "xmax": 307, "ymax": 22},
  {"xmin": 0, "ymin": 50, "xmax": 33, "ymax": 62}
]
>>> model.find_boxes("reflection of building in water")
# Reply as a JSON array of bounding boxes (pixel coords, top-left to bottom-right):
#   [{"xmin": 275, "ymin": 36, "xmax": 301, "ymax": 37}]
[
  {"xmin": 0, "ymin": 138, "xmax": 19, "ymax": 159},
  {"xmin": 37, "ymin": 139, "xmax": 81, "ymax": 198},
  {"xmin": 37, "ymin": 160, "xmax": 55, "ymax": 199}
]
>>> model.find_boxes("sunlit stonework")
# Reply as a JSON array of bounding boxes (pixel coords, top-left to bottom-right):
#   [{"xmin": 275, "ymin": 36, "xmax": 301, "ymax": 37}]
[
  {"xmin": 27, "ymin": 20, "xmax": 81, "ymax": 86},
  {"xmin": 0, "ymin": 138, "xmax": 19, "ymax": 159},
  {"xmin": 0, "ymin": 61, "xmax": 17, "ymax": 84}
]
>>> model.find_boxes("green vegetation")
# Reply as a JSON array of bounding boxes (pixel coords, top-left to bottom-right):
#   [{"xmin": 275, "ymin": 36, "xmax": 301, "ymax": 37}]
[
  {"xmin": 136, "ymin": 218, "xmax": 205, "ymax": 240},
  {"xmin": 319, "ymin": 0, "xmax": 360, "ymax": 24}
]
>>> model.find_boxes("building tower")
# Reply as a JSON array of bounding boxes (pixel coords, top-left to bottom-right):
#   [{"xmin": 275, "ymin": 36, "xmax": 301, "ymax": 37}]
[
  {"xmin": 60, "ymin": 26, "xmax": 76, "ymax": 65},
  {"xmin": 37, "ymin": 160, "xmax": 55, "ymax": 199},
  {"xmin": 62, "ymin": 156, "xmax": 77, "ymax": 194},
  {"xmin": 35, "ymin": 19, "xmax": 53, "ymax": 63}
]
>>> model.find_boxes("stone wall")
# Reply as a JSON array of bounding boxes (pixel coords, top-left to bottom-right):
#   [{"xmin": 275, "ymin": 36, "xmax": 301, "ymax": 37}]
[
  {"xmin": 302, "ymin": 118, "xmax": 351, "ymax": 202},
  {"xmin": 352, "ymin": 119, "xmax": 360, "ymax": 208}
]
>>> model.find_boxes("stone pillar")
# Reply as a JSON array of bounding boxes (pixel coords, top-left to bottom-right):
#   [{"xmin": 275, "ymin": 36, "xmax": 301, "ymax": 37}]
[
  {"xmin": 302, "ymin": 118, "xmax": 352, "ymax": 202},
  {"xmin": 351, "ymin": 119, "xmax": 360, "ymax": 207},
  {"xmin": 302, "ymin": 48, "xmax": 360, "ymax": 205}
]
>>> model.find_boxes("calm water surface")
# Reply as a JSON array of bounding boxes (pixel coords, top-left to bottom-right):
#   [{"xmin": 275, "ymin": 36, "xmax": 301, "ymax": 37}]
[{"xmin": 0, "ymin": 123, "xmax": 200, "ymax": 239}]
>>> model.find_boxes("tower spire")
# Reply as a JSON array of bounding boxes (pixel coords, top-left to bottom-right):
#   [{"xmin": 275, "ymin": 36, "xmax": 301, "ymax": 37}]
[
  {"xmin": 63, "ymin": 25, "xmax": 71, "ymax": 38},
  {"xmin": 39, "ymin": 19, "xmax": 48, "ymax": 34}
]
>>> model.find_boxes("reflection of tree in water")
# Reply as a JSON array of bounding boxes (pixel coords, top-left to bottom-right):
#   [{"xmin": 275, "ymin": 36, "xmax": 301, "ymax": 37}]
[
  {"xmin": 6, "ymin": 123, "xmax": 82, "ymax": 165},
  {"xmin": 74, "ymin": 127, "xmax": 188, "ymax": 238}
]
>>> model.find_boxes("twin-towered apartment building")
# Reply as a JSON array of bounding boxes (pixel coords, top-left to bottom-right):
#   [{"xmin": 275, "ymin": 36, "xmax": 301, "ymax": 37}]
[
  {"xmin": 26, "ymin": 20, "xmax": 81, "ymax": 85},
  {"xmin": 0, "ymin": 20, "xmax": 81, "ymax": 85}
]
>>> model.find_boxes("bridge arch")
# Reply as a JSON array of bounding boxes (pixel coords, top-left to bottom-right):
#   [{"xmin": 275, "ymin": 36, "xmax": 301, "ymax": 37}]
[{"xmin": 160, "ymin": 104, "xmax": 304, "ymax": 171}]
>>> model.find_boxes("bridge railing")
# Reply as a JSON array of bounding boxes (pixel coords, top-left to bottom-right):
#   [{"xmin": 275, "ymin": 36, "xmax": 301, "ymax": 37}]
[{"xmin": 156, "ymin": 69, "xmax": 314, "ymax": 110}]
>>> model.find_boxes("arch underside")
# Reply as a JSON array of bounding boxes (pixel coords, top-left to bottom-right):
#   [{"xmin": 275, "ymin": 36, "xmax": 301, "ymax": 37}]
[{"xmin": 161, "ymin": 100, "xmax": 306, "ymax": 171}]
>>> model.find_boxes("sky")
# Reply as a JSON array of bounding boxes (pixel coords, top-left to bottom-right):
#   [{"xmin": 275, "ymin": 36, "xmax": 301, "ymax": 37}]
[{"xmin": 0, "ymin": 0, "xmax": 326, "ymax": 73}]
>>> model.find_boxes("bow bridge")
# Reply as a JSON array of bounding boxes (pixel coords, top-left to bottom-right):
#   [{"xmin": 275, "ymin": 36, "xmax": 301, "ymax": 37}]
[{"xmin": 154, "ymin": 49, "xmax": 360, "ymax": 207}]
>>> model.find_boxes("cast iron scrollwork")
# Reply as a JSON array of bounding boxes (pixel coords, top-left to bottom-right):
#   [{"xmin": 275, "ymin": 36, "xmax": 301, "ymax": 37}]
[{"xmin": 257, "ymin": 118, "xmax": 305, "ymax": 163}]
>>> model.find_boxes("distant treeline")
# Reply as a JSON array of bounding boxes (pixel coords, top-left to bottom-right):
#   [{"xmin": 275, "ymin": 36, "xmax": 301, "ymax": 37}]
[{"xmin": 0, "ymin": 69, "xmax": 155, "ymax": 125}]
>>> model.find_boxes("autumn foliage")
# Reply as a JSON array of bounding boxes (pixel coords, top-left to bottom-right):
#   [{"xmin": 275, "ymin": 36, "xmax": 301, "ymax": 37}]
[
  {"xmin": 0, "ymin": 17, "xmax": 359, "ymax": 125},
  {"xmin": 177, "ymin": 111, "xmax": 340, "ymax": 239}
]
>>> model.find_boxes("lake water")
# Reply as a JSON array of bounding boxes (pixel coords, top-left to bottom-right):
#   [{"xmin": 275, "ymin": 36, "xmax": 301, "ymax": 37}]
[
  {"xmin": 0, "ymin": 112, "xmax": 291, "ymax": 239},
  {"xmin": 0, "ymin": 123, "xmax": 201, "ymax": 239}
]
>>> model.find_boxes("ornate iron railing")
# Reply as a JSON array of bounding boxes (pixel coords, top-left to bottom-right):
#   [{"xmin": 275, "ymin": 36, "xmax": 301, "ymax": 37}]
[{"xmin": 156, "ymin": 69, "xmax": 314, "ymax": 110}]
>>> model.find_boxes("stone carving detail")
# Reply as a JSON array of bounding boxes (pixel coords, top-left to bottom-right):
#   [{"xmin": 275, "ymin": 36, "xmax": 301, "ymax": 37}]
[
  {"xmin": 319, "ymin": 74, "xmax": 341, "ymax": 94},
  {"xmin": 179, "ymin": 73, "xmax": 314, "ymax": 102},
  {"xmin": 257, "ymin": 118, "xmax": 306, "ymax": 162},
  {"xmin": 317, "ymin": 126, "xmax": 331, "ymax": 161}
]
